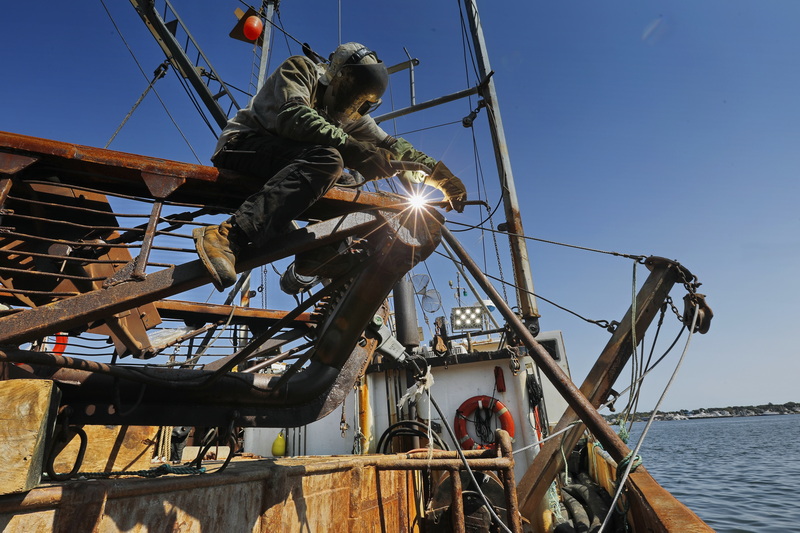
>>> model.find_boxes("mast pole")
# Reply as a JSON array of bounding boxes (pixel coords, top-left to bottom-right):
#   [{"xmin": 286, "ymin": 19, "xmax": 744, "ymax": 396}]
[
  {"xmin": 242, "ymin": 1, "xmax": 278, "ymax": 326},
  {"xmin": 257, "ymin": 1, "xmax": 277, "ymax": 90},
  {"xmin": 463, "ymin": 0, "xmax": 540, "ymax": 334}
]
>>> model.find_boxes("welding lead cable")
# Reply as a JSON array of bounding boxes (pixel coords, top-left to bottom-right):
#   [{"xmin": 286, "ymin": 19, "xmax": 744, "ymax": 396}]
[{"xmin": 427, "ymin": 391, "xmax": 514, "ymax": 533}]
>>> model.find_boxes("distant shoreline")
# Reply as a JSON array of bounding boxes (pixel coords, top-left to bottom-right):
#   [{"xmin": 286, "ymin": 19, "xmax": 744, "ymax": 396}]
[
  {"xmin": 670, "ymin": 411, "xmax": 795, "ymax": 420},
  {"xmin": 605, "ymin": 402, "xmax": 800, "ymax": 423}
]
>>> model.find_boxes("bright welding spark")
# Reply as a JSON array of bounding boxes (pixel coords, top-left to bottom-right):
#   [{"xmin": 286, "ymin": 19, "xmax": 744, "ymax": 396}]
[{"xmin": 407, "ymin": 194, "xmax": 428, "ymax": 210}]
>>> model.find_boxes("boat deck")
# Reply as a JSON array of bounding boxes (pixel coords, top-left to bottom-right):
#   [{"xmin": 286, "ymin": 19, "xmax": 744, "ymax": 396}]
[{"xmin": 0, "ymin": 455, "xmax": 417, "ymax": 533}]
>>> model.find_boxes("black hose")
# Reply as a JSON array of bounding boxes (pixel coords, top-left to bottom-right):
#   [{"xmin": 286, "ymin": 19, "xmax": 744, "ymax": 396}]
[{"xmin": 377, "ymin": 420, "xmax": 449, "ymax": 453}]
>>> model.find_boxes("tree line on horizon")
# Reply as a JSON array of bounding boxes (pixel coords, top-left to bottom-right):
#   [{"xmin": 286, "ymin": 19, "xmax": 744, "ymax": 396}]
[{"xmin": 604, "ymin": 401, "xmax": 799, "ymax": 422}]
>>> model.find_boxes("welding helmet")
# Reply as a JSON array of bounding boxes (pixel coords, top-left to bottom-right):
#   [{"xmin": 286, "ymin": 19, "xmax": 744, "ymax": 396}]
[{"xmin": 320, "ymin": 42, "xmax": 388, "ymax": 124}]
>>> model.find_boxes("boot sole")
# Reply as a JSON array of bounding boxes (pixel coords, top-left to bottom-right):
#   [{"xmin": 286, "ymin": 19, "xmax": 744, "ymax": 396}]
[{"xmin": 193, "ymin": 226, "xmax": 225, "ymax": 292}]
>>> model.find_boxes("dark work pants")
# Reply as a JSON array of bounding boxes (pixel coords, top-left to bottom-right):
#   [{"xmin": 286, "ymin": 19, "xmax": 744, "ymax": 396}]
[{"xmin": 213, "ymin": 134, "xmax": 344, "ymax": 246}]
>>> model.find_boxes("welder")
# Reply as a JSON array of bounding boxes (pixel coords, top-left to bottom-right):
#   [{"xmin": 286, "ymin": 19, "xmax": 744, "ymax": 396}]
[{"xmin": 193, "ymin": 42, "xmax": 467, "ymax": 291}]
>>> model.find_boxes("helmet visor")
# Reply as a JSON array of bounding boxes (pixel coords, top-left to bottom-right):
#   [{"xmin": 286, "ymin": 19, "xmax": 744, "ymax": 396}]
[{"xmin": 326, "ymin": 62, "xmax": 388, "ymax": 124}]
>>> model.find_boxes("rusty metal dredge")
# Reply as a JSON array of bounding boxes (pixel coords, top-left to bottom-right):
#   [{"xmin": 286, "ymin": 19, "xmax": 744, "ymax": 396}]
[{"xmin": 0, "ymin": 130, "xmax": 443, "ymax": 429}]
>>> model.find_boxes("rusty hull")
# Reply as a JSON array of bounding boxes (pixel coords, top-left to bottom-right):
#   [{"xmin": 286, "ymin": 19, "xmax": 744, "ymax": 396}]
[
  {"xmin": 0, "ymin": 457, "xmax": 418, "ymax": 533},
  {"xmin": 0, "ymin": 431, "xmax": 522, "ymax": 533}
]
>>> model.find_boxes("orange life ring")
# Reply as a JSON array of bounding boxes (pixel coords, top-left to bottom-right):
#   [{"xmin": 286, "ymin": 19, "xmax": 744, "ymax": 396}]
[{"xmin": 454, "ymin": 395, "xmax": 515, "ymax": 450}]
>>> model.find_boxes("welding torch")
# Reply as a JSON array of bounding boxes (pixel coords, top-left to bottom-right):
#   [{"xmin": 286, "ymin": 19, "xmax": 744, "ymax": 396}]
[{"xmin": 341, "ymin": 160, "xmax": 482, "ymax": 212}]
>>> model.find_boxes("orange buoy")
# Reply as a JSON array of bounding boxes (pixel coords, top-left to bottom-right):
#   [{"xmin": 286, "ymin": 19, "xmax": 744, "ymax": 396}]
[{"xmin": 454, "ymin": 395, "xmax": 515, "ymax": 450}]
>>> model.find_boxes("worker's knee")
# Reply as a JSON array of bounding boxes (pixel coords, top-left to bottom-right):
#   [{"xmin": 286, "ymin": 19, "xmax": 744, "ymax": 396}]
[
  {"xmin": 298, "ymin": 145, "xmax": 344, "ymax": 192},
  {"xmin": 302, "ymin": 145, "xmax": 343, "ymax": 176}
]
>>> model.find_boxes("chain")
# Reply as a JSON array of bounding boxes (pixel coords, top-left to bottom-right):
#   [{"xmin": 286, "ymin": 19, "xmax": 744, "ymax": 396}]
[
  {"xmin": 665, "ymin": 296, "xmax": 683, "ymax": 323},
  {"xmin": 340, "ymin": 397, "xmax": 350, "ymax": 438},
  {"xmin": 486, "ymin": 204, "xmax": 509, "ymax": 302},
  {"xmin": 677, "ymin": 264, "xmax": 701, "ymax": 295},
  {"xmin": 665, "ymin": 260, "xmax": 706, "ymax": 328},
  {"xmin": 259, "ymin": 265, "xmax": 267, "ymax": 308}
]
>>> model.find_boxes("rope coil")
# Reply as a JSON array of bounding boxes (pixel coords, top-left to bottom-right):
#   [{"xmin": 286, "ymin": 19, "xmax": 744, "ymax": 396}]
[{"xmin": 614, "ymin": 452, "xmax": 642, "ymax": 489}]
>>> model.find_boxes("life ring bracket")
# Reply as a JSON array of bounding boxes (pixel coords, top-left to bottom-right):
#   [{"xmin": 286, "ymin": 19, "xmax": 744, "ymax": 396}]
[{"xmin": 453, "ymin": 395, "xmax": 515, "ymax": 450}]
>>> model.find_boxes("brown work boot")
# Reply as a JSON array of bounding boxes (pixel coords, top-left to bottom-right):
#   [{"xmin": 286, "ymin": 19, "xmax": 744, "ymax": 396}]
[{"xmin": 192, "ymin": 220, "xmax": 242, "ymax": 291}]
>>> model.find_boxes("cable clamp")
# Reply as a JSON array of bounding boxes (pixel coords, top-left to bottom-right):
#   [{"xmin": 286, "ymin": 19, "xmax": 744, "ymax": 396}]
[
  {"xmin": 397, "ymin": 365, "xmax": 434, "ymax": 409},
  {"xmin": 370, "ymin": 314, "xmax": 408, "ymax": 364}
]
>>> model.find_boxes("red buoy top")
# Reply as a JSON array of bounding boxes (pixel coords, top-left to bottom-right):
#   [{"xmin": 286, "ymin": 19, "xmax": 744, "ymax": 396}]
[{"xmin": 242, "ymin": 16, "xmax": 263, "ymax": 41}]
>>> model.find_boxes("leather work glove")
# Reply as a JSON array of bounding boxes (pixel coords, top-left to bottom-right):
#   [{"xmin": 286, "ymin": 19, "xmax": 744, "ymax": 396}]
[
  {"xmin": 425, "ymin": 161, "xmax": 468, "ymax": 212},
  {"xmin": 387, "ymin": 137, "xmax": 437, "ymax": 190},
  {"xmin": 340, "ymin": 138, "xmax": 396, "ymax": 181}
]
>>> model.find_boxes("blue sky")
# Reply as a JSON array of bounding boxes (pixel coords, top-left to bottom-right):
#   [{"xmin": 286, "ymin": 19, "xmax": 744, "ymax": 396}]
[{"xmin": 2, "ymin": 1, "xmax": 798, "ymax": 412}]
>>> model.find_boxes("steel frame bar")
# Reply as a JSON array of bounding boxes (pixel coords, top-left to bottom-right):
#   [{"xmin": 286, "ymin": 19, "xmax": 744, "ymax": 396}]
[
  {"xmin": 450, "ymin": 468, "xmax": 465, "ymax": 533},
  {"xmin": 0, "ymin": 211, "xmax": 382, "ymax": 347},
  {"xmin": 370, "ymin": 430, "xmax": 521, "ymax": 532},
  {"xmin": 153, "ymin": 299, "xmax": 314, "ymax": 326},
  {"xmin": 0, "ymin": 131, "xmax": 413, "ymax": 217},
  {"xmin": 202, "ymin": 329, "xmax": 308, "ymax": 372},
  {"xmin": 0, "ymin": 211, "xmax": 140, "ymax": 233},
  {"xmin": 132, "ymin": 200, "xmax": 162, "ymax": 279}
]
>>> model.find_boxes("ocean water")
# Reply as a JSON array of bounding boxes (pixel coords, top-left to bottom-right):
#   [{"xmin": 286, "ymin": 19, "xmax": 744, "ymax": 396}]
[{"xmin": 625, "ymin": 414, "xmax": 800, "ymax": 533}]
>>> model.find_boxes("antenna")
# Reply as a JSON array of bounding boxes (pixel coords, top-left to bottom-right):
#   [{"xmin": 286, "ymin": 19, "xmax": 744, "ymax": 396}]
[{"xmin": 411, "ymin": 273, "xmax": 442, "ymax": 313}]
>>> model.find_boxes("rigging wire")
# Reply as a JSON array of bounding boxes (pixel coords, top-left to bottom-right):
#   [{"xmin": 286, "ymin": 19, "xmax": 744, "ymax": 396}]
[
  {"xmin": 105, "ymin": 61, "xmax": 170, "ymax": 148},
  {"xmin": 512, "ymin": 421, "xmax": 582, "ymax": 456},
  {"xmin": 467, "ymin": 126, "xmax": 510, "ymax": 301},
  {"xmin": 275, "ymin": 11, "xmax": 294, "ymax": 62},
  {"xmin": 601, "ymin": 324, "xmax": 686, "ymax": 416},
  {"xmin": 434, "ymin": 249, "xmax": 621, "ymax": 331},
  {"xmin": 169, "ymin": 64, "xmax": 220, "ymax": 137},
  {"xmin": 456, "ymin": 0, "xmax": 512, "ymax": 300},
  {"xmin": 219, "ymin": 79, "xmax": 253, "ymax": 98},
  {"xmin": 618, "ymin": 261, "xmax": 642, "ymax": 431},
  {"xmin": 456, "ymin": 0, "xmax": 481, "ymax": 83},
  {"xmin": 635, "ymin": 328, "xmax": 685, "ymax": 390},
  {"xmin": 639, "ymin": 305, "xmax": 668, "ymax": 395},
  {"xmin": 392, "ymin": 120, "xmax": 463, "ymax": 137},
  {"xmin": 447, "ymin": 219, "xmax": 647, "ymax": 261},
  {"xmin": 483, "ymin": 268, "xmax": 613, "ymax": 329},
  {"xmin": 98, "ymin": 0, "xmax": 203, "ymax": 163}
]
